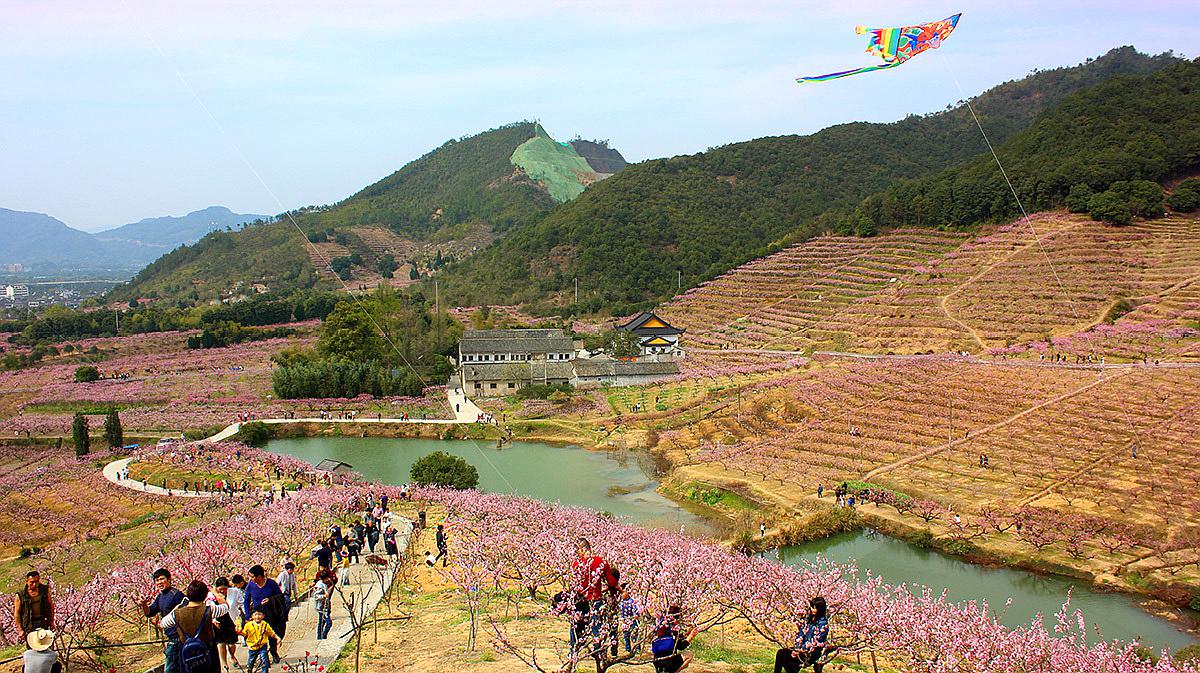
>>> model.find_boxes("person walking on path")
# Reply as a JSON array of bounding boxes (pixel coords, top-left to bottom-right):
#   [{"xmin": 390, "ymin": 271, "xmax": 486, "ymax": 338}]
[
  {"xmin": 212, "ymin": 578, "xmax": 241, "ymax": 673},
  {"xmin": 434, "ymin": 524, "xmax": 449, "ymax": 567},
  {"xmin": 22, "ymin": 629, "xmax": 61, "ymax": 673},
  {"xmin": 142, "ymin": 568, "xmax": 185, "ymax": 673},
  {"xmin": 275, "ymin": 563, "xmax": 297, "ymax": 614},
  {"xmin": 160, "ymin": 580, "xmax": 228, "ymax": 673},
  {"xmin": 237, "ymin": 610, "xmax": 280, "ymax": 673},
  {"xmin": 618, "ymin": 586, "xmax": 640, "ymax": 654},
  {"xmin": 311, "ymin": 574, "xmax": 333, "ymax": 641},
  {"xmin": 311, "ymin": 540, "xmax": 333, "ymax": 571},
  {"xmin": 383, "ymin": 526, "xmax": 399, "ymax": 561},
  {"xmin": 772, "ymin": 596, "xmax": 830, "ymax": 673},
  {"xmin": 14, "ymin": 571, "xmax": 54, "ymax": 639},
  {"xmin": 242, "ymin": 566, "xmax": 285, "ymax": 664}
]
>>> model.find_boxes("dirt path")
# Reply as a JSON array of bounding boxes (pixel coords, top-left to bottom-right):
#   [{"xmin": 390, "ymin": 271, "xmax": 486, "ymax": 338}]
[{"xmin": 861, "ymin": 368, "xmax": 1128, "ymax": 481}]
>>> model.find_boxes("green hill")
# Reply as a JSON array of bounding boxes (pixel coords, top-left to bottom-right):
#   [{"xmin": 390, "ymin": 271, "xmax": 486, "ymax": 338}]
[
  {"xmin": 436, "ymin": 47, "xmax": 1181, "ymax": 312},
  {"xmin": 116, "ymin": 122, "xmax": 558, "ymax": 302}
]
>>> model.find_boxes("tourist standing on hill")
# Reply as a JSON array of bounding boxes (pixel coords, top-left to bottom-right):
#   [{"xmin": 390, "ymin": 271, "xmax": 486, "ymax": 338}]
[
  {"xmin": 571, "ymin": 538, "xmax": 619, "ymax": 652},
  {"xmin": 773, "ymin": 596, "xmax": 830, "ymax": 673},
  {"xmin": 243, "ymin": 565, "xmax": 285, "ymax": 664},
  {"xmin": 434, "ymin": 524, "xmax": 449, "ymax": 567},
  {"xmin": 364, "ymin": 521, "xmax": 379, "ymax": 553},
  {"xmin": 142, "ymin": 568, "xmax": 184, "ymax": 673},
  {"xmin": 14, "ymin": 571, "xmax": 54, "ymax": 638},
  {"xmin": 160, "ymin": 580, "xmax": 226, "ymax": 673},
  {"xmin": 618, "ymin": 586, "xmax": 640, "ymax": 654}
]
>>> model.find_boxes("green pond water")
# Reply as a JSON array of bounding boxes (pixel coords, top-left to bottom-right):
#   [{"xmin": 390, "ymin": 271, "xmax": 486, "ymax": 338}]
[
  {"xmin": 268, "ymin": 437, "xmax": 1196, "ymax": 654},
  {"xmin": 267, "ymin": 436, "xmax": 714, "ymax": 534},
  {"xmin": 770, "ymin": 530, "xmax": 1197, "ymax": 654}
]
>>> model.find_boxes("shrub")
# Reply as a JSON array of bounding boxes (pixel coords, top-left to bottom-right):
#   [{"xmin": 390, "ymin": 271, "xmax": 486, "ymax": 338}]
[
  {"xmin": 516, "ymin": 383, "xmax": 573, "ymax": 400},
  {"xmin": 1175, "ymin": 644, "xmax": 1200, "ymax": 665},
  {"xmin": 1088, "ymin": 191, "xmax": 1132, "ymax": 226},
  {"xmin": 1109, "ymin": 179, "xmax": 1165, "ymax": 219},
  {"xmin": 237, "ymin": 421, "xmax": 273, "ymax": 447},
  {"xmin": 74, "ymin": 366, "xmax": 100, "ymax": 383},
  {"xmin": 411, "ymin": 451, "xmax": 479, "ymax": 490},
  {"xmin": 913, "ymin": 529, "xmax": 935, "ymax": 549},
  {"xmin": 1167, "ymin": 187, "xmax": 1200, "ymax": 212},
  {"xmin": 1190, "ymin": 587, "xmax": 1200, "ymax": 612}
]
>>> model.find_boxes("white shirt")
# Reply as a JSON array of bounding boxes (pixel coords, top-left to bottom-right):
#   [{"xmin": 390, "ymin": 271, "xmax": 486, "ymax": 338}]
[
  {"xmin": 226, "ymin": 586, "xmax": 245, "ymax": 623},
  {"xmin": 160, "ymin": 598, "xmax": 230, "ymax": 631},
  {"xmin": 311, "ymin": 581, "xmax": 331, "ymax": 611},
  {"xmin": 276, "ymin": 570, "xmax": 296, "ymax": 600}
]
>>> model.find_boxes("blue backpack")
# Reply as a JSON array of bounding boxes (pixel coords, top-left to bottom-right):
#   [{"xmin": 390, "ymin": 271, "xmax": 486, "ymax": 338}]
[
  {"xmin": 178, "ymin": 607, "xmax": 212, "ymax": 673},
  {"xmin": 651, "ymin": 633, "xmax": 677, "ymax": 659}
]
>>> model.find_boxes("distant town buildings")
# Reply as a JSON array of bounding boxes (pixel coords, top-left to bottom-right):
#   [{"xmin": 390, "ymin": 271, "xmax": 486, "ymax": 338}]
[
  {"xmin": 457, "ymin": 319, "xmax": 684, "ymax": 397},
  {"xmin": 3, "ymin": 284, "xmax": 28, "ymax": 301}
]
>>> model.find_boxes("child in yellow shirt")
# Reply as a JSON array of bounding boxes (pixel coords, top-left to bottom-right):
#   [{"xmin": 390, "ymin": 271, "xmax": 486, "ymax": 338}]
[{"xmin": 238, "ymin": 610, "xmax": 279, "ymax": 672}]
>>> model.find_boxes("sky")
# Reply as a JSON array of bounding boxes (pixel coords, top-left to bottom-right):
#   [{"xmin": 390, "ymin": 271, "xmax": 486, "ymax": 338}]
[{"xmin": 2, "ymin": 1, "xmax": 1197, "ymax": 232}]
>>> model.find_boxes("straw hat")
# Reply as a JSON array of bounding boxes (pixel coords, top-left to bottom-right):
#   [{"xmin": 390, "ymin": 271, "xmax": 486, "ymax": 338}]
[{"xmin": 27, "ymin": 628, "xmax": 54, "ymax": 652}]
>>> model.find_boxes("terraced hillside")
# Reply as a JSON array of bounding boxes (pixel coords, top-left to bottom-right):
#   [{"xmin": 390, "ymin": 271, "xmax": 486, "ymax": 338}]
[
  {"xmin": 662, "ymin": 212, "xmax": 1200, "ymax": 358},
  {"xmin": 662, "ymin": 356, "xmax": 1200, "ymax": 575}
]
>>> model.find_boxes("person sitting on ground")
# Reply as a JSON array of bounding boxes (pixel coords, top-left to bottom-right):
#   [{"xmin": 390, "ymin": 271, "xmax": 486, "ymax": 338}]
[
  {"xmin": 651, "ymin": 605, "xmax": 698, "ymax": 673},
  {"xmin": 23, "ymin": 628, "xmax": 61, "ymax": 673},
  {"xmin": 773, "ymin": 596, "xmax": 830, "ymax": 673}
]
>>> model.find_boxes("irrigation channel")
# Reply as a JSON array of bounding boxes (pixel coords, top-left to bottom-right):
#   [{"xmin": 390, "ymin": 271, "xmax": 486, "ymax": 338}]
[{"xmin": 268, "ymin": 436, "xmax": 1198, "ymax": 654}]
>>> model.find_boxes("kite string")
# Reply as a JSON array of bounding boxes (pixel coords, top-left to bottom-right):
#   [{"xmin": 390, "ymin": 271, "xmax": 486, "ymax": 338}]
[
  {"xmin": 940, "ymin": 58, "xmax": 1079, "ymax": 320},
  {"xmin": 117, "ymin": 0, "xmax": 517, "ymax": 494}
]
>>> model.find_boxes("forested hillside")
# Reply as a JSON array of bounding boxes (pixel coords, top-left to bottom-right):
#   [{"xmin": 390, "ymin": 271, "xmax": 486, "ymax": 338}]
[
  {"xmin": 850, "ymin": 58, "xmax": 1200, "ymax": 230},
  {"xmin": 437, "ymin": 47, "xmax": 1180, "ymax": 312}
]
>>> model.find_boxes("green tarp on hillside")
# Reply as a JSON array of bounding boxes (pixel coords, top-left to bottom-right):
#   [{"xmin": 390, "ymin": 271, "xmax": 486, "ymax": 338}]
[{"xmin": 510, "ymin": 126, "xmax": 597, "ymax": 203}]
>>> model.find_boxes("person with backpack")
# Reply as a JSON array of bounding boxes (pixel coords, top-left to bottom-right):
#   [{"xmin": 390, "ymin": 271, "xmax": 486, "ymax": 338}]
[
  {"xmin": 237, "ymin": 609, "xmax": 280, "ymax": 673},
  {"xmin": 160, "ymin": 580, "xmax": 227, "ymax": 673},
  {"xmin": 651, "ymin": 605, "xmax": 697, "ymax": 673},
  {"xmin": 772, "ymin": 596, "xmax": 830, "ymax": 673}
]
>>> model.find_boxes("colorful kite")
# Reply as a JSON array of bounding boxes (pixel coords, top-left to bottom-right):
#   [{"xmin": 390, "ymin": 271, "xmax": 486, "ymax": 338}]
[{"xmin": 797, "ymin": 13, "xmax": 961, "ymax": 83}]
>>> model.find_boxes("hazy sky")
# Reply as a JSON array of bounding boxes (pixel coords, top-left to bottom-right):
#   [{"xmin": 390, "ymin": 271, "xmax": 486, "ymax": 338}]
[{"xmin": 2, "ymin": 1, "xmax": 1196, "ymax": 231}]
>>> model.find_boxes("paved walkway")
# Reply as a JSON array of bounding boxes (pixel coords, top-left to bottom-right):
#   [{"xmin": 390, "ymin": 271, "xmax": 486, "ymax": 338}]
[
  {"xmin": 103, "ymin": 457, "xmax": 214, "ymax": 497},
  {"xmin": 103, "ymin": 457, "xmax": 414, "ymax": 671}
]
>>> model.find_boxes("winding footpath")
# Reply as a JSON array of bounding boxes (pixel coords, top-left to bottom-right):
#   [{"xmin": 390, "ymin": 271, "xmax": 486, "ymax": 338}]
[{"xmin": 102, "ymin": 455, "xmax": 412, "ymax": 670}]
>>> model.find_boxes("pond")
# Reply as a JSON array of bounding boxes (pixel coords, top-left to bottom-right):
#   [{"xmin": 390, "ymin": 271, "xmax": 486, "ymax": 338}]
[
  {"xmin": 268, "ymin": 436, "xmax": 1196, "ymax": 655},
  {"xmin": 267, "ymin": 436, "xmax": 715, "ymax": 534},
  {"xmin": 768, "ymin": 529, "xmax": 1197, "ymax": 654}
]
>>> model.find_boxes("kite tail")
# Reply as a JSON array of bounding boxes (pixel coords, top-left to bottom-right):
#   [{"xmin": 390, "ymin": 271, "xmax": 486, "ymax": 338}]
[{"xmin": 796, "ymin": 60, "xmax": 902, "ymax": 83}]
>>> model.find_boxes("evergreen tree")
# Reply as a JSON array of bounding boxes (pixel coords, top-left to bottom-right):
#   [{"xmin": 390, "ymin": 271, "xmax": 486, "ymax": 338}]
[
  {"xmin": 104, "ymin": 410, "xmax": 123, "ymax": 449},
  {"xmin": 72, "ymin": 413, "xmax": 90, "ymax": 457}
]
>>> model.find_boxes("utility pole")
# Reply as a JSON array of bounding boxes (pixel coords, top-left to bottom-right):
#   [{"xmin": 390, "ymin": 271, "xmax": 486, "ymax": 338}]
[
  {"xmin": 434, "ymin": 279, "xmax": 441, "ymax": 351},
  {"xmin": 677, "ymin": 270, "xmax": 681, "ymax": 292},
  {"xmin": 114, "ymin": 307, "xmax": 119, "ymax": 334},
  {"xmin": 574, "ymin": 277, "xmax": 578, "ymax": 306}
]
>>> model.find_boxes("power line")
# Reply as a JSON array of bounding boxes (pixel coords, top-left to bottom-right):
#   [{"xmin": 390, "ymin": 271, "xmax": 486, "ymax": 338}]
[{"xmin": 119, "ymin": 0, "xmax": 516, "ymax": 493}]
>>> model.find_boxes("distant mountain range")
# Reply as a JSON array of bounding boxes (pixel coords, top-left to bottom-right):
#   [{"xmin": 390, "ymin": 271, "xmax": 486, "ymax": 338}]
[{"xmin": 0, "ymin": 206, "xmax": 265, "ymax": 273}]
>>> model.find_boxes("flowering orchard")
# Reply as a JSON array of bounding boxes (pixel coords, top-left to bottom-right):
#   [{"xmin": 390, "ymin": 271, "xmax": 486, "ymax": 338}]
[
  {"xmin": 658, "ymin": 212, "xmax": 1200, "ymax": 357},
  {"xmin": 416, "ymin": 486, "xmax": 1198, "ymax": 673}
]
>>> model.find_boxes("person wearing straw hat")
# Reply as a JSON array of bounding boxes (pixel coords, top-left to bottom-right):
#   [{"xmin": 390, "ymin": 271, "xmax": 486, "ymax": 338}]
[{"xmin": 23, "ymin": 628, "xmax": 61, "ymax": 673}]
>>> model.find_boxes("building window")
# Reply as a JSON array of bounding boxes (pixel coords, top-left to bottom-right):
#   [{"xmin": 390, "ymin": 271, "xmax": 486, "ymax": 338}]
[
  {"xmin": 489, "ymin": 383, "xmax": 497, "ymax": 389},
  {"xmin": 507, "ymin": 382, "xmax": 515, "ymax": 389}
]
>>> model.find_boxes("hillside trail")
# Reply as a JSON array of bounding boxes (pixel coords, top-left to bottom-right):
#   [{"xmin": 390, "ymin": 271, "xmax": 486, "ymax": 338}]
[
  {"xmin": 861, "ymin": 367, "xmax": 1130, "ymax": 481},
  {"xmin": 938, "ymin": 218, "xmax": 1088, "ymax": 351}
]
